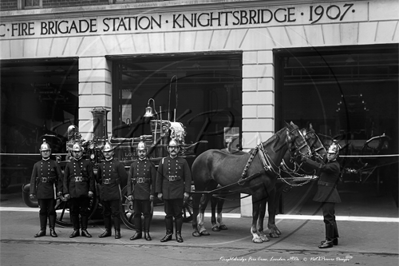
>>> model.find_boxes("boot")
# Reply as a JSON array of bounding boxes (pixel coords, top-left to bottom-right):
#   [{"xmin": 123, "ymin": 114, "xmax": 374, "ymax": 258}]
[
  {"xmin": 34, "ymin": 230, "xmax": 46, "ymax": 238},
  {"xmin": 99, "ymin": 217, "xmax": 112, "ymax": 238},
  {"xmin": 319, "ymin": 224, "xmax": 334, "ymax": 248},
  {"xmin": 130, "ymin": 232, "xmax": 142, "ymax": 240},
  {"xmin": 160, "ymin": 231, "xmax": 173, "ymax": 242},
  {"xmin": 35, "ymin": 214, "xmax": 47, "ymax": 237},
  {"xmin": 49, "ymin": 215, "xmax": 58, "ymax": 237},
  {"xmin": 81, "ymin": 216, "xmax": 92, "ymax": 238},
  {"xmin": 144, "ymin": 215, "xmax": 152, "ymax": 241},
  {"xmin": 69, "ymin": 229, "xmax": 80, "ymax": 238},
  {"xmin": 160, "ymin": 217, "xmax": 173, "ymax": 242},
  {"xmin": 144, "ymin": 232, "xmax": 152, "ymax": 241},
  {"xmin": 175, "ymin": 217, "xmax": 184, "ymax": 243},
  {"xmin": 114, "ymin": 217, "xmax": 121, "ymax": 239}
]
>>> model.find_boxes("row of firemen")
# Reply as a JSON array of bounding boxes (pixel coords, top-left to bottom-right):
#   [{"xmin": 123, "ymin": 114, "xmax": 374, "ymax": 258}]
[{"xmin": 29, "ymin": 138, "xmax": 191, "ymax": 243}]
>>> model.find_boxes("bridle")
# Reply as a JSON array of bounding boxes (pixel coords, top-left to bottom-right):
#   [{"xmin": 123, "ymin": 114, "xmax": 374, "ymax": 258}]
[
  {"xmin": 278, "ymin": 129, "xmax": 326, "ymax": 187},
  {"xmin": 239, "ymin": 126, "xmax": 312, "ymax": 184}
]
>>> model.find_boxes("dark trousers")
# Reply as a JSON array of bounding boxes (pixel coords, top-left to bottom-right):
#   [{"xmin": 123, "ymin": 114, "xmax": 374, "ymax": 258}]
[
  {"xmin": 102, "ymin": 199, "xmax": 121, "ymax": 231},
  {"xmin": 164, "ymin": 198, "xmax": 183, "ymax": 234},
  {"xmin": 38, "ymin": 198, "xmax": 56, "ymax": 230},
  {"xmin": 322, "ymin": 202, "xmax": 339, "ymax": 240},
  {"xmin": 133, "ymin": 199, "xmax": 151, "ymax": 233},
  {"xmin": 69, "ymin": 197, "xmax": 90, "ymax": 230}
]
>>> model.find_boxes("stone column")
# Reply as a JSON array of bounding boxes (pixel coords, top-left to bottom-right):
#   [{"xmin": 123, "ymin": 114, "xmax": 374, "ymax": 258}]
[
  {"xmin": 241, "ymin": 50, "xmax": 275, "ymax": 217},
  {"xmin": 78, "ymin": 56, "xmax": 112, "ymax": 141}
]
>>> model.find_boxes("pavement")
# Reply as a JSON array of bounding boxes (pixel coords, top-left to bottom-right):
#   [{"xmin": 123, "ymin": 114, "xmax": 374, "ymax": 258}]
[{"xmin": 0, "ymin": 182, "xmax": 398, "ymax": 265}]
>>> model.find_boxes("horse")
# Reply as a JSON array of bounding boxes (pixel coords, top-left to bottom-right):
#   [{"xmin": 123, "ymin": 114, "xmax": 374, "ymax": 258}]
[
  {"xmin": 266, "ymin": 124, "xmax": 327, "ymax": 238},
  {"xmin": 191, "ymin": 121, "xmax": 312, "ymax": 243},
  {"xmin": 208, "ymin": 124, "xmax": 327, "ymax": 235}
]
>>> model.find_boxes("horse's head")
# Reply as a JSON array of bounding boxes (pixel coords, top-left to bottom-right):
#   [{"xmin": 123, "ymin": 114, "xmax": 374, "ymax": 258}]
[
  {"xmin": 302, "ymin": 124, "xmax": 326, "ymax": 162},
  {"xmin": 285, "ymin": 121, "xmax": 312, "ymax": 158}
]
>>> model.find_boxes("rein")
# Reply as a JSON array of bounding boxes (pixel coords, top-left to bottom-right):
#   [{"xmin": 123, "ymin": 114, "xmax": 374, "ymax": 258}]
[
  {"xmin": 238, "ymin": 127, "xmax": 310, "ymax": 185},
  {"xmin": 278, "ymin": 131, "xmax": 326, "ymax": 187}
]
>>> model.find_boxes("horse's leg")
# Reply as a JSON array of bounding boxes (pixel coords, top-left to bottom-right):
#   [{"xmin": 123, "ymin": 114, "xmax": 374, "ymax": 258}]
[
  {"xmin": 197, "ymin": 193, "xmax": 211, "ymax": 236},
  {"xmin": 257, "ymin": 198, "xmax": 270, "ymax": 242},
  {"xmin": 251, "ymin": 199, "xmax": 263, "ymax": 243},
  {"xmin": 267, "ymin": 185, "xmax": 282, "ymax": 238},
  {"xmin": 217, "ymin": 197, "xmax": 228, "ymax": 230},
  {"xmin": 192, "ymin": 193, "xmax": 202, "ymax": 237},
  {"xmin": 210, "ymin": 196, "xmax": 219, "ymax": 231}
]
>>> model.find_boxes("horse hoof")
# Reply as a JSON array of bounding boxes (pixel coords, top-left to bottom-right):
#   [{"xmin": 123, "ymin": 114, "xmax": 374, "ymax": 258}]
[
  {"xmin": 269, "ymin": 233, "xmax": 280, "ymax": 238},
  {"xmin": 200, "ymin": 230, "xmax": 210, "ymax": 236},
  {"xmin": 252, "ymin": 238, "xmax": 263, "ymax": 243},
  {"xmin": 260, "ymin": 235, "xmax": 270, "ymax": 242},
  {"xmin": 212, "ymin": 226, "xmax": 220, "ymax": 232},
  {"xmin": 192, "ymin": 231, "xmax": 201, "ymax": 237},
  {"xmin": 219, "ymin": 225, "xmax": 228, "ymax": 230}
]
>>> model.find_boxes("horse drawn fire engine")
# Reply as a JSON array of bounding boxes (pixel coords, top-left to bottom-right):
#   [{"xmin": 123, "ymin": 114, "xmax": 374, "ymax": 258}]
[{"xmin": 22, "ymin": 105, "xmax": 206, "ymax": 229}]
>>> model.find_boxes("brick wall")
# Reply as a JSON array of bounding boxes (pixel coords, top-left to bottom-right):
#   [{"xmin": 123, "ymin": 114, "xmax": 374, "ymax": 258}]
[{"xmin": 0, "ymin": 0, "xmax": 18, "ymax": 11}]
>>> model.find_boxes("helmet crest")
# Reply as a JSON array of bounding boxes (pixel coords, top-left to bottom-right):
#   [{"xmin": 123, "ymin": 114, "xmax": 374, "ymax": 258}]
[
  {"xmin": 102, "ymin": 142, "xmax": 113, "ymax": 152},
  {"xmin": 39, "ymin": 139, "xmax": 51, "ymax": 152},
  {"xmin": 72, "ymin": 142, "xmax": 83, "ymax": 152},
  {"xmin": 137, "ymin": 141, "xmax": 146, "ymax": 151}
]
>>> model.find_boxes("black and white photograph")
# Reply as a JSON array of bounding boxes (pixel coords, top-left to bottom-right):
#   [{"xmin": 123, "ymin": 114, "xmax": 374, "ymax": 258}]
[{"xmin": 0, "ymin": 0, "xmax": 398, "ymax": 265}]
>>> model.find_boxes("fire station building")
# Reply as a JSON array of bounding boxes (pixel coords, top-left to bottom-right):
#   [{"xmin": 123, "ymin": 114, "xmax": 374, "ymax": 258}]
[{"xmin": 1, "ymin": 0, "xmax": 398, "ymax": 215}]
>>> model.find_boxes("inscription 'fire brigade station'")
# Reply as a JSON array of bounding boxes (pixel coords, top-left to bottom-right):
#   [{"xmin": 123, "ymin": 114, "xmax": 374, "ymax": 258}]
[{"xmin": 0, "ymin": 3, "xmax": 356, "ymax": 38}]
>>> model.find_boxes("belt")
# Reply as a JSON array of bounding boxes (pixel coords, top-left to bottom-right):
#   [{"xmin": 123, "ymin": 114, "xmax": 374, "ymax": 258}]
[
  {"xmin": 103, "ymin": 178, "xmax": 112, "ymax": 185},
  {"xmin": 318, "ymin": 181, "xmax": 335, "ymax": 187},
  {"xmin": 168, "ymin": 175, "xmax": 179, "ymax": 182},
  {"xmin": 41, "ymin": 177, "xmax": 49, "ymax": 183},
  {"xmin": 135, "ymin": 177, "xmax": 149, "ymax": 184},
  {"xmin": 74, "ymin": 176, "xmax": 84, "ymax": 182}
]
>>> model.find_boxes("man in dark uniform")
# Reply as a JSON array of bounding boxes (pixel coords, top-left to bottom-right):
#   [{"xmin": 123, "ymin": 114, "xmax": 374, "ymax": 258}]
[
  {"xmin": 156, "ymin": 138, "xmax": 191, "ymax": 243},
  {"xmin": 302, "ymin": 142, "xmax": 341, "ymax": 248},
  {"xmin": 30, "ymin": 139, "xmax": 63, "ymax": 237},
  {"xmin": 63, "ymin": 142, "xmax": 95, "ymax": 238},
  {"xmin": 97, "ymin": 141, "xmax": 127, "ymax": 239},
  {"xmin": 127, "ymin": 141, "xmax": 157, "ymax": 241}
]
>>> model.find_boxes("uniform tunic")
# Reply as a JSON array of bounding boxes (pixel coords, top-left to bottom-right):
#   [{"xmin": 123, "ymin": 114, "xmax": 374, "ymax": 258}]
[
  {"xmin": 127, "ymin": 158, "xmax": 157, "ymax": 200},
  {"xmin": 156, "ymin": 156, "xmax": 191, "ymax": 200},
  {"xmin": 97, "ymin": 158, "xmax": 127, "ymax": 201},
  {"xmin": 303, "ymin": 158, "xmax": 341, "ymax": 203},
  {"xmin": 30, "ymin": 159, "xmax": 63, "ymax": 199},
  {"xmin": 63, "ymin": 159, "xmax": 95, "ymax": 198}
]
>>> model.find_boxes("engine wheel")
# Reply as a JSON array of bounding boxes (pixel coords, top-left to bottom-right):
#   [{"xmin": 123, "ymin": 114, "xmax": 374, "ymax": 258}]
[
  {"xmin": 55, "ymin": 195, "xmax": 99, "ymax": 227},
  {"xmin": 21, "ymin": 184, "xmax": 38, "ymax": 207}
]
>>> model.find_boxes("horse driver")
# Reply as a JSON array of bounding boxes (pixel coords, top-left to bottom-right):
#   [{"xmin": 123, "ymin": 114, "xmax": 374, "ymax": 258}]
[
  {"xmin": 127, "ymin": 141, "xmax": 157, "ymax": 241},
  {"xmin": 301, "ymin": 142, "xmax": 341, "ymax": 248},
  {"xmin": 156, "ymin": 138, "xmax": 192, "ymax": 243},
  {"xmin": 97, "ymin": 141, "xmax": 127, "ymax": 239},
  {"xmin": 29, "ymin": 139, "xmax": 63, "ymax": 237},
  {"xmin": 63, "ymin": 142, "xmax": 95, "ymax": 238}
]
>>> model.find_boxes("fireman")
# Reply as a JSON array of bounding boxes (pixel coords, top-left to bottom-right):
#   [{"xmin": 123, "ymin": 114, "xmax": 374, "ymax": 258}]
[
  {"xmin": 63, "ymin": 142, "xmax": 95, "ymax": 238},
  {"xmin": 127, "ymin": 141, "xmax": 157, "ymax": 241},
  {"xmin": 29, "ymin": 139, "xmax": 63, "ymax": 237},
  {"xmin": 156, "ymin": 138, "xmax": 192, "ymax": 243},
  {"xmin": 301, "ymin": 142, "xmax": 341, "ymax": 248},
  {"xmin": 97, "ymin": 141, "xmax": 127, "ymax": 239}
]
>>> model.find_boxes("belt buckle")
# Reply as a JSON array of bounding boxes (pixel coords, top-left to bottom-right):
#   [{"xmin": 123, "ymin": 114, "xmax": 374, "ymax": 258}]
[
  {"xmin": 42, "ymin": 177, "xmax": 48, "ymax": 183},
  {"xmin": 137, "ymin": 177, "xmax": 145, "ymax": 184},
  {"xmin": 103, "ymin": 179, "xmax": 110, "ymax": 185},
  {"xmin": 75, "ymin": 176, "xmax": 83, "ymax": 182},
  {"xmin": 169, "ymin": 176, "xmax": 176, "ymax": 182}
]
